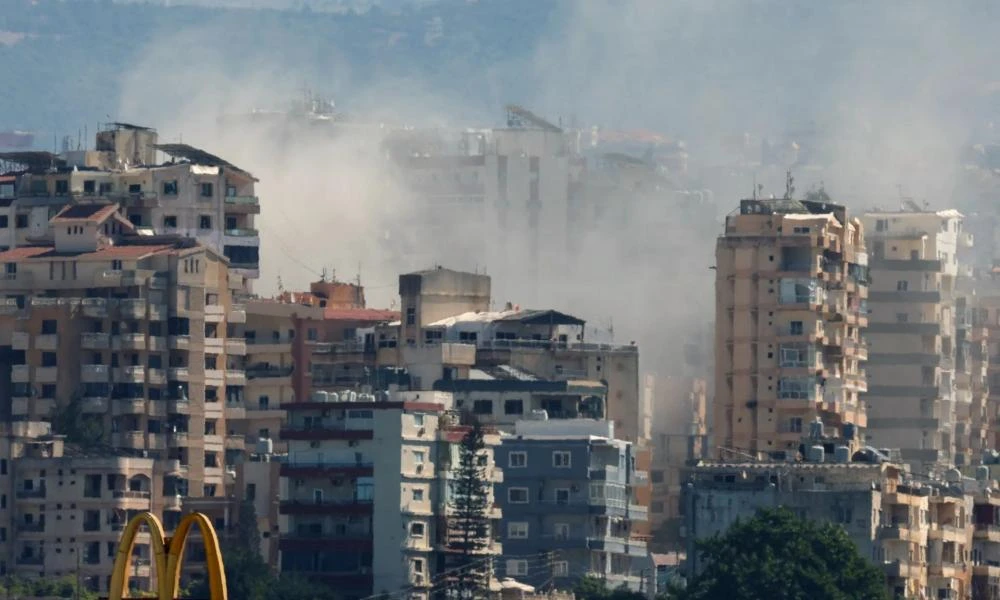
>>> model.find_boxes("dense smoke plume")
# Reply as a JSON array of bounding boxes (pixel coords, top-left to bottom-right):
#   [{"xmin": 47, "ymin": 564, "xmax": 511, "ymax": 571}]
[{"xmin": 114, "ymin": 0, "xmax": 1000, "ymax": 386}]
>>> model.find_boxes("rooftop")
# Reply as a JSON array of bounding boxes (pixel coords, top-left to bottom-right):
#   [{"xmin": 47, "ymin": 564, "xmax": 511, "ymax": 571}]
[
  {"xmin": 50, "ymin": 202, "xmax": 119, "ymax": 224},
  {"xmin": 427, "ymin": 308, "xmax": 585, "ymax": 328},
  {"xmin": 323, "ymin": 307, "xmax": 400, "ymax": 322},
  {"xmin": 154, "ymin": 143, "xmax": 253, "ymax": 177},
  {"xmin": 0, "ymin": 243, "xmax": 177, "ymax": 262}
]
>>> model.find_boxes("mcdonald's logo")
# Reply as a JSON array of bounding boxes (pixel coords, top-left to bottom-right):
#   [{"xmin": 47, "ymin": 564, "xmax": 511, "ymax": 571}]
[{"xmin": 108, "ymin": 512, "xmax": 227, "ymax": 600}]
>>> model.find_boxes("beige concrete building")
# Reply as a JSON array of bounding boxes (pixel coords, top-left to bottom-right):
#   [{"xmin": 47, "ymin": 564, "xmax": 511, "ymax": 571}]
[
  {"xmin": 648, "ymin": 376, "xmax": 708, "ymax": 551},
  {"xmin": 714, "ymin": 198, "xmax": 869, "ymax": 459},
  {"xmin": 862, "ymin": 208, "xmax": 973, "ymax": 469},
  {"xmin": 0, "ymin": 122, "xmax": 261, "ymax": 283},
  {"xmin": 0, "ymin": 421, "xmax": 157, "ymax": 593},
  {"xmin": 0, "ymin": 202, "xmax": 243, "ymax": 559},
  {"xmin": 277, "ymin": 390, "xmax": 503, "ymax": 600}
]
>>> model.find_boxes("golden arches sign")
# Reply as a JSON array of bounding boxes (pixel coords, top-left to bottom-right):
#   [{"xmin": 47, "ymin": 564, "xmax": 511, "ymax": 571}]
[{"xmin": 108, "ymin": 512, "xmax": 227, "ymax": 600}]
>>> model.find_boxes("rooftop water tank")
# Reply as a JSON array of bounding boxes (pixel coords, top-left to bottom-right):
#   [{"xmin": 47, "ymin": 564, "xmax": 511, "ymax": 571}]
[
  {"xmin": 311, "ymin": 391, "xmax": 328, "ymax": 403},
  {"xmin": 256, "ymin": 438, "xmax": 273, "ymax": 455},
  {"xmin": 530, "ymin": 410, "xmax": 549, "ymax": 421},
  {"xmin": 842, "ymin": 423, "xmax": 856, "ymax": 441},
  {"xmin": 945, "ymin": 468, "xmax": 962, "ymax": 483},
  {"xmin": 808, "ymin": 418, "xmax": 824, "ymax": 440},
  {"xmin": 834, "ymin": 446, "xmax": 850, "ymax": 464},
  {"xmin": 807, "ymin": 445, "xmax": 825, "ymax": 463},
  {"xmin": 977, "ymin": 466, "xmax": 991, "ymax": 482}
]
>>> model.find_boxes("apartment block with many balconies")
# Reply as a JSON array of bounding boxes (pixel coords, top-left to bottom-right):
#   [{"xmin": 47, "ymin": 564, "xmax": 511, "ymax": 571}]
[
  {"xmin": 862, "ymin": 207, "xmax": 973, "ymax": 470},
  {"xmin": 277, "ymin": 390, "xmax": 502, "ymax": 600},
  {"xmin": 0, "ymin": 122, "xmax": 260, "ymax": 283},
  {"xmin": 714, "ymin": 197, "xmax": 869, "ymax": 460},
  {"xmin": 0, "ymin": 202, "xmax": 242, "ymax": 541},
  {"xmin": 495, "ymin": 418, "xmax": 648, "ymax": 591}
]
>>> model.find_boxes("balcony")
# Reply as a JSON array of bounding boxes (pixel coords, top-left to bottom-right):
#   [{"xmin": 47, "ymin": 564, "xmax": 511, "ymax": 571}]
[
  {"xmin": 225, "ymin": 402, "xmax": 246, "ymax": 419},
  {"xmin": 113, "ymin": 333, "xmax": 146, "ymax": 351},
  {"xmin": 281, "ymin": 423, "xmax": 373, "ymax": 441},
  {"xmin": 280, "ymin": 462, "xmax": 375, "ymax": 477},
  {"xmin": 115, "ymin": 365, "xmax": 145, "ymax": 382},
  {"xmin": 81, "ymin": 298, "xmax": 108, "ymax": 318},
  {"xmin": 148, "ymin": 368, "xmax": 166, "ymax": 385},
  {"xmin": 168, "ymin": 367, "xmax": 189, "ymax": 381},
  {"xmin": 167, "ymin": 432, "xmax": 189, "ymax": 447},
  {"xmin": 16, "ymin": 486, "xmax": 45, "ymax": 500},
  {"xmin": 113, "ymin": 397, "xmax": 145, "ymax": 415},
  {"xmin": 227, "ymin": 370, "xmax": 247, "ymax": 385},
  {"xmin": 17, "ymin": 522, "xmax": 45, "ymax": 533},
  {"xmin": 169, "ymin": 335, "xmax": 190, "ymax": 350},
  {"xmin": 167, "ymin": 398, "xmax": 191, "ymax": 414},
  {"xmin": 111, "ymin": 431, "xmax": 144, "ymax": 449},
  {"xmin": 224, "ymin": 434, "xmax": 245, "ymax": 449},
  {"xmin": 247, "ymin": 365, "xmax": 294, "ymax": 380},
  {"xmin": 279, "ymin": 498, "xmax": 374, "ymax": 515},
  {"xmin": 80, "ymin": 365, "xmax": 110, "ymax": 383},
  {"xmin": 204, "ymin": 368, "xmax": 225, "ymax": 383},
  {"xmin": 149, "ymin": 303, "xmax": 167, "ymax": 321},
  {"xmin": 224, "ymin": 228, "xmax": 259, "ymax": 238},
  {"xmin": 229, "ymin": 304, "xmax": 246, "ymax": 324},
  {"xmin": 11, "ymin": 331, "xmax": 29, "ymax": 350},
  {"xmin": 163, "ymin": 495, "xmax": 183, "ymax": 511},
  {"xmin": 119, "ymin": 299, "xmax": 147, "ymax": 319},
  {"xmin": 11, "ymin": 365, "xmax": 29, "ymax": 383},
  {"xmin": 34, "ymin": 366, "xmax": 57, "ymax": 383},
  {"xmin": 81, "ymin": 332, "xmax": 110, "ymax": 350},
  {"xmin": 224, "ymin": 196, "xmax": 260, "ymax": 214},
  {"xmin": 148, "ymin": 336, "xmax": 168, "ymax": 352},
  {"xmin": 80, "ymin": 397, "xmax": 109, "ymax": 413},
  {"xmin": 16, "ymin": 555, "xmax": 44, "ymax": 566},
  {"xmin": 226, "ymin": 339, "xmax": 247, "ymax": 355},
  {"xmin": 0, "ymin": 298, "xmax": 21, "ymax": 315},
  {"xmin": 204, "ymin": 337, "xmax": 224, "ymax": 353},
  {"xmin": 35, "ymin": 334, "xmax": 58, "ymax": 351}
]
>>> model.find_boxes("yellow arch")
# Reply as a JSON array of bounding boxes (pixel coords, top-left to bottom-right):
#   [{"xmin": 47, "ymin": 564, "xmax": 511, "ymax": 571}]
[{"xmin": 108, "ymin": 512, "xmax": 227, "ymax": 600}]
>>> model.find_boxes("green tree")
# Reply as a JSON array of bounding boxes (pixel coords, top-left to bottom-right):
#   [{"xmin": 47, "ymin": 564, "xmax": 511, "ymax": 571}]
[
  {"xmin": 51, "ymin": 392, "xmax": 105, "ymax": 448},
  {"xmin": 676, "ymin": 508, "xmax": 888, "ymax": 600},
  {"xmin": 447, "ymin": 421, "xmax": 492, "ymax": 599},
  {"xmin": 573, "ymin": 575, "xmax": 645, "ymax": 600}
]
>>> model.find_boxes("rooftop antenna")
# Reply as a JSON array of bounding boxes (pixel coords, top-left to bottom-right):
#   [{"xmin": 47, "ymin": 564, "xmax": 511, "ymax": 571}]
[
  {"xmin": 320, "ymin": 267, "xmax": 328, "ymax": 282},
  {"xmin": 784, "ymin": 170, "xmax": 795, "ymax": 200},
  {"xmin": 752, "ymin": 174, "xmax": 757, "ymax": 200},
  {"xmin": 276, "ymin": 275, "xmax": 284, "ymax": 295}
]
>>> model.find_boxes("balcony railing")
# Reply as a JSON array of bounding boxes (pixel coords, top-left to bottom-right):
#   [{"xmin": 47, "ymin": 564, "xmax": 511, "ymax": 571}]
[
  {"xmin": 224, "ymin": 228, "xmax": 259, "ymax": 237},
  {"xmin": 224, "ymin": 195, "xmax": 259, "ymax": 205}
]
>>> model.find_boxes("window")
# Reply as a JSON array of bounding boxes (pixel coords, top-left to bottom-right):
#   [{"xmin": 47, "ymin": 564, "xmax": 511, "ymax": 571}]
[
  {"xmin": 163, "ymin": 216, "xmax": 177, "ymax": 228},
  {"xmin": 789, "ymin": 417, "xmax": 803, "ymax": 433},
  {"xmin": 507, "ymin": 488, "xmax": 529, "ymax": 504},
  {"xmin": 163, "ymin": 181, "xmax": 178, "ymax": 195},
  {"xmin": 506, "ymin": 560, "xmax": 528, "ymax": 577},
  {"xmin": 15, "ymin": 215, "xmax": 27, "ymax": 229},
  {"xmin": 110, "ymin": 260, "xmax": 123, "ymax": 271},
  {"xmin": 55, "ymin": 180, "xmax": 69, "ymax": 195},
  {"xmin": 553, "ymin": 561, "xmax": 569, "ymax": 577},
  {"xmin": 413, "ymin": 413, "xmax": 424, "ymax": 427},
  {"xmin": 554, "ymin": 523, "xmax": 569, "ymax": 539},
  {"xmin": 552, "ymin": 451, "xmax": 571, "ymax": 468},
  {"xmin": 413, "ymin": 451, "xmax": 425, "ymax": 465},
  {"xmin": 472, "ymin": 399, "xmax": 493, "ymax": 415},
  {"xmin": 199, "ymin": 216, "xmax": 212, "ymax": 230},
  {"xmin": 412, "ymin": 488, "xmax": 424, "ymax": 502},
  {"xmin": 792, "ymin": 226, "xmax": 810, "ymax": 234},
  {"xmin": 650, "ymin": 470, "xmax": 664, "ymax": 483},
  {"xmin": 412, "ymin": 559, "xmax": 423, "ymax": 574},
  {"xmin": 0, "ymin": 216, "xmax": 7, "ymax": 229},
  {"xmin": 405, "ymin": 307, "xmax": 415, "ymax": 326},
  {"xmin": 789, "ymin": 321, "xmax": 803, "ymax": 335},
  {"xmin": 41, "ymin": 352, "xmax": 56, "ymax": 367},
  {"xmin": 507, "ymin": 522, "xmax": 528, "ymax": 539},
  {"xmin": 896, "ymin": 313, "xmax": 909, "ymax": 323},
  {"xmin": 4, "ymin": 264, "xmax": 14, "ymax": 275},
  {"xmin": 554, "ymin": 488, "xmax": 570, "ymax": 505},
  {"xmin": 508, "ymin": 452, "xmax": 526, "ymax": 468},
  {"xmin": 896, "ymin": 280, "xmax": 909, "ymax": 291},
  {"xmin": 504, "ymin": 399, "xmax": 523, "ymax": 415},
  {"xmin": 41, "ymin": 320, "xmax": 56, "ymax": 334},
  {"xmin": 409, "ymin": 522, "xmax": 425, "ymax": 537},
  {"xmin": 200, "ymin": 183, "xmax": 213, "ymax": 197}
]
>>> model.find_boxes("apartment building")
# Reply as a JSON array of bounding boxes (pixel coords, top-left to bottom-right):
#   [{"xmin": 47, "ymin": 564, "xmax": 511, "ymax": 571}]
[
  {"xmin": 648, "ymin": 376, "xmax": 708, "ymax": 550},
  {"xmin": 973, "ymin": 488, "xmax": 1000, "ymax": 599},
  {"xmin": 715, "ymin": 197, "xmax": 869, "ymax": 459},
  {"xmin": 955, "ymin": 296, "xmax": 991, "ymax": 466},
  {"xmin": 495, "ymin": 418, "xmax": 648, "ymax": 591},
  {"xmin": 683, "ymin": 459, "xmax": 978, "ymax": 600},
  {"xmin": 0, "ymin": 421, "xmax": 158, "ymax": 593},
  {"xmin": 0, "ymin": 202, "xmax": 242, "ymax": 535},
  {"xmin": 862, "ymin": 207, "xmax": 974, "ymax": 469},
  {"xmin": 0, "ymin": 122, "xmax": 261, "ymax": 283},
  {"xmin": 277, "ymin": 391, "xmax": 503, "ymax": 600}
]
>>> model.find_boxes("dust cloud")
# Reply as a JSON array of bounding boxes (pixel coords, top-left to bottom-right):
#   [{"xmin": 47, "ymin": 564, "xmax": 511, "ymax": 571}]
[{"xmin": 114, "ymin": 0, "xmax": 1000, "ymax": 388}]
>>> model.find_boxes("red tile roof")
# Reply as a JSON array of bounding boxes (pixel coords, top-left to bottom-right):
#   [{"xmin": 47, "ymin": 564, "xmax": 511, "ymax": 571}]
[
  {"xmin": 50, "ymin": 203, "xmax": 120, "ymax": 224},
  {"xmin": 323, "ymin": 307, "xmax": 400, "ymax": 322},
  {"xmin": 0, "ymin": 244, "xmax": 175, "ymax": 262}
]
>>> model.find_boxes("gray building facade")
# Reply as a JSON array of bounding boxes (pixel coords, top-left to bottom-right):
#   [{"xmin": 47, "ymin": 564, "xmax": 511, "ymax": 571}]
[{"xmin": 496, "ymin": 420, "xmax": 648, "ymax": 590}]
